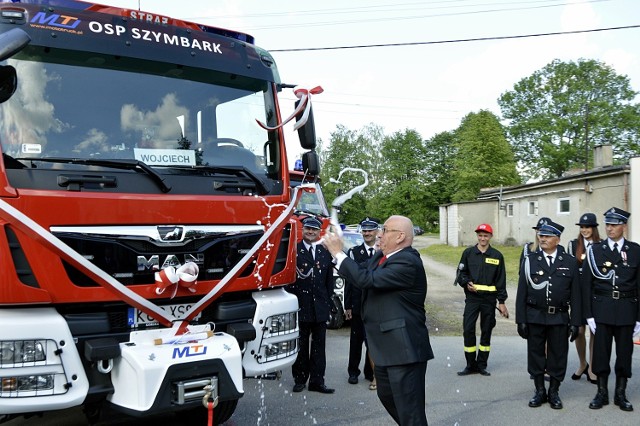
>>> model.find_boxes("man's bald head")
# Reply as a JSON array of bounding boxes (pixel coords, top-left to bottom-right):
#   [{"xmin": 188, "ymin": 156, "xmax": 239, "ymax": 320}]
[{"xmin": 379, "ymin": 215, "xmax": 414, "ymax": 254}]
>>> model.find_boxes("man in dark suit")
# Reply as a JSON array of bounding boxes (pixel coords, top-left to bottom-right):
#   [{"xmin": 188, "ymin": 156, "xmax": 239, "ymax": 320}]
[
  {"xmin": 582, "ymin": 207, "xmax": 640, "ymax": 411},
  {"xmin": 324, "ymin": 215, "xmax": 433, "ymax": 425},
  {"xmin": 345, "ymin": 217, "xmax": 378, "ymax": 386},
  {"xmin": 287, "ymin": 216, "xmax": 335, "ymax": 394},
  {"xmin": 516, "ymin": 220, "xmax": 581, "ymax": 409}
]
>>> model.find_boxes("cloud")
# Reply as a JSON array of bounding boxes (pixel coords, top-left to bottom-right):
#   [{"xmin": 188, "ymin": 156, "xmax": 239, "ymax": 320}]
[{"xmin": 120, "ymin": 93, "xmax": 188, "ymax": 146}]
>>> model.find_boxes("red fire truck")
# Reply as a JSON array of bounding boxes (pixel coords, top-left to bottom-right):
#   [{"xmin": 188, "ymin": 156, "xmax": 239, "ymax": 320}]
[{"xmin": 0, "ymin": 1, "xmax": 320, "ymax": 424}]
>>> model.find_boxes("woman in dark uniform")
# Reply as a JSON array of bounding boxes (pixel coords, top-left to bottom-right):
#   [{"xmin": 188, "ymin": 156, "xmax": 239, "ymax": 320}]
[{"xmin": 568, "ymin": 213, "xmax": 601, "ymax": 384}]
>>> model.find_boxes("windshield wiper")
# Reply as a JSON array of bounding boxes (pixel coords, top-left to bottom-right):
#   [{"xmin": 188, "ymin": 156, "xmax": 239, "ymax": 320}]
[
  {"xmin": 193, "ymin": 165, "xmax": 270, "ymax": 195},
  {"xmin": 15, "ymin": 157, "xmax": 172, "ymax": 193}
]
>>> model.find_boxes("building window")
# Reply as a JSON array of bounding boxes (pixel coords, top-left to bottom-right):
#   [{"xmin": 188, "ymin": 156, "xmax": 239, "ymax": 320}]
[
  {"xmin": 506, "ymin": 203, "xmax": 514, "ymax": 217},
  {"xmin": 558, "ymin": 197, "xmax": 570, "ymax": 215},
  {"xmin": 528, "ymin": 201, "xmax": 538, "ymax": 216}
]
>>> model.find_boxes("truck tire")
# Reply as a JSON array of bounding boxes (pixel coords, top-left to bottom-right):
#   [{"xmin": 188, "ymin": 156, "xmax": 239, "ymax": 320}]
[
  {"xmin": 182, "ymin": 398, "xmax": 238, "ymax": 425},
  {"xmin": 326, "ymin": 297, "xmax": 344, "ymax": 329}
]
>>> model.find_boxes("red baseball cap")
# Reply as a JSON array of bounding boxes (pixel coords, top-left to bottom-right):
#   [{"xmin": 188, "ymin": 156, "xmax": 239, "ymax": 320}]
[{"xmin": 475, "ymin": 223, "xmax": 493, "ymax": 234}]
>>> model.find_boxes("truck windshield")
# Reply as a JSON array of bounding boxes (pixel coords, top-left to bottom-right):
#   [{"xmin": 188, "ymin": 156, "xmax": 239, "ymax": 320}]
[{"xmin": 0, "ymin": 55, "xmax": 279, "ymax": 177}]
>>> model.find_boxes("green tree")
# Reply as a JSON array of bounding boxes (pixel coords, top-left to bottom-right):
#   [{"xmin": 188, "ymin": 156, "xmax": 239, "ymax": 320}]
[
  {"xmin": 374, "ymin": 129, "xmax": 431, "ymax": 227},
  {"xmin": 451, "ymin": 110, "xmax": 520, "ymax": 202},
  {"xmin": 422, "ymin": 131, "xmax": 457, "ymax": 227},
  {"xmin": 498, "ymin": 58, "xmax": 640, "ymax": 180},
  {"xmin": 320, "ymin": 124, "xmax": 384, "ymax": 225}
]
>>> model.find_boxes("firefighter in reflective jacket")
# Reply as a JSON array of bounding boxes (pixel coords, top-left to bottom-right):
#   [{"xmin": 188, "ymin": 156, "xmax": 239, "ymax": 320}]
[
  {"xmin": 456, "ymin": 224, "xmax": 509, "ymax": 376},
  {"xmin": 516, "ymin": 220, "xmax": 581, "ymax": 409}
]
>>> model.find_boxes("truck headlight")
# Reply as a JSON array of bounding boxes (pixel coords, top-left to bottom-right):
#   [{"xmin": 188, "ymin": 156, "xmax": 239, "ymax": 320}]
[
  {"xmin": 2, "ymin": 374, "xmax": 54, "ymax": 392},
  {"xmin": 264, "ymin": 339, "xmax": 297, "ymax": 360},
  {"xmin": 334, "ymin": 277, "xmax": 345, "ymax": 290},
  {"xmin": 1, "ymin": 340, "xmax": 47, "ymax": 364},
  {"xmin": 267, "ymin": 312, "xmax": 297, "ymax": 335}
]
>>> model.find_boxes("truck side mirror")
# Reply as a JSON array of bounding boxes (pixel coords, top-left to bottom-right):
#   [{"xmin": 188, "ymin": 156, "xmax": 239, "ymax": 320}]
[
  {"xmin": 295, "ymin": 100, "xmax": 317, "ymax": 150},
  {"xmin": 0, "ymin": 65, "xmax": 17, "ymax": 104},
  {"xmin": 0, "ymin": 28, "xmax": 31, "ymax": 62},
  {"xmin": 301, "ymin": 150, "xmax": 320, "ymax": 176}
]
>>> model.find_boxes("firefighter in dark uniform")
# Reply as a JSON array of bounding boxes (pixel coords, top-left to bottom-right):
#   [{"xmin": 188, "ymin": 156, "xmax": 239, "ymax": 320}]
[
  {"xmin": 345, "ymin": 217, "xmax": 378, "ymax": 385},
  {"xmin": 287, "ymin": 216, "xmax": 336, "ymax": 394},
  {"xmin": 456, "ymin": 223, "xmax": 509, "ymax": 376},
  {"xmin": 519, "ymin": 217, "xmax": 565, "ymax": 271},
  {"xmin": 516, "ymin": 220, "xmax": 581, "ymax": 409},
  {"xmin": 583, "ymin": 207, "xmax": 640, "ymax": 411}
]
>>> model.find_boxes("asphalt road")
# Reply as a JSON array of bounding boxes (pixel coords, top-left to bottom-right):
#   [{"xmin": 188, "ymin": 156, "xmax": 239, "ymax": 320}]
[
  {"xmin": 6, "ymin": 329, "xmax": 640, "ymax": 426},
  {"xmin": 5, "ymin": 236, "xmax": 640, "ymax": 425}
]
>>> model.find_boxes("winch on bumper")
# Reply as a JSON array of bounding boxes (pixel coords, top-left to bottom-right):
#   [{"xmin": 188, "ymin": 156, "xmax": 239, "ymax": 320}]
[{"xmin": 108, "ymin": 324, "xmax": 242, "ymax": 415}]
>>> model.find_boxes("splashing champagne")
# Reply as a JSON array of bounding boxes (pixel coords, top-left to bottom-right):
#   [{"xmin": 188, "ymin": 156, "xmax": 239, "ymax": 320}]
[{"xmin": 322, "ymin": 168, "xmax": 369, "ymax": 241}]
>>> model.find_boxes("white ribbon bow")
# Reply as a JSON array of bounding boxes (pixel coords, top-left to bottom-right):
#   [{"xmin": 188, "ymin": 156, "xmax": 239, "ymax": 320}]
[
  {"xmin": 155, "ymin": 262, "xmax": 199, "ymax": 299},
  {"xmin": 256, "ymin": 86, "xmax": 323, "ymax": 131}
]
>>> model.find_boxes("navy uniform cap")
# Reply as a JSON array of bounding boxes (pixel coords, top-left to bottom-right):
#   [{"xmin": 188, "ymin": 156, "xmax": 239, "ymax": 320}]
[
  {"xmin": 302, "ymin": 216, "xmax": 322, "ymax": 229},
  {"xmin": 603, "ymin": 207, "xmax": 630, "ymax": 225},
  {"xmin": 359, "ymin": 217, "xmax": 379, "ymax": 231},
  {"xmin": 533, "ymin": 217, "xmax": 551, "ymax": 230},
  {"xmin": 576, "ymin": 213, "xmax": 598, "ymax": 227},
  {"xmin": 537, "ymin": 221, "xmax": 564, "ymax": 237}
]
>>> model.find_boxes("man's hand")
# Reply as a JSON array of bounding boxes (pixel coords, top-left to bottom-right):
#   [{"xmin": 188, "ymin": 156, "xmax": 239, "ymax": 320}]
[
  {"xmin": 345, "ymin": 309, "xmax": 353, "ymax": 321},
  {"xmin": 586, "ymin": 318, "xmax": 596, "ymax": 334},
  {"xmin": 322, "ymin": 231, "xmax": 344, "ymax": 257},
  {"xmin": 466, "ymin": 282, "xmax": 477, "ymax": 292},
  {"xmin": 498, "ymin": 303, "xmax": 509, "ymax": 319},
  {"xmin": 517, "ymin": 323, "xmax": 528, "ymax": 339},
  {"xmin": 569, "ymin": 325, "xmax": 579, "ymax": 342}
]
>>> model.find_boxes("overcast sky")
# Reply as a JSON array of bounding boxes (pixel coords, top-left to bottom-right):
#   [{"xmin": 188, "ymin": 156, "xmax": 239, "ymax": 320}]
[{"xmin": 94, "ymin": 0, "xmax": 640, "ymax": 164}]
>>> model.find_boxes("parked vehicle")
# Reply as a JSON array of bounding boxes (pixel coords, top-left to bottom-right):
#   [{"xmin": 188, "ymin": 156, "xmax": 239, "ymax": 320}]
[
  {"xmin": 413, "ymin": 225, "xmax": 425, "ymax": 235},
  {"xmin": 0, "ymin": 2, "xmax": 319, "ymax": 424},
  {"xmin": 327, "ymin": 229, "xmax": 364, "ymax": 329}
]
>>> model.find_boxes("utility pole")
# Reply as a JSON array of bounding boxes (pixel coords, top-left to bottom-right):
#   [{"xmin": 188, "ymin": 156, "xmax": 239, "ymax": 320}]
[{"xmin": 584, "ymin": 103, "xmax": 589, "ymax": 171}]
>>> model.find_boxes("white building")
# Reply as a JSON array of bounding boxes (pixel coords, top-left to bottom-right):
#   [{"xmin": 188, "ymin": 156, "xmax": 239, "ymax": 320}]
[{"xmin": 440, "ymin": 147, "xmax": 638, "ymax": 247}]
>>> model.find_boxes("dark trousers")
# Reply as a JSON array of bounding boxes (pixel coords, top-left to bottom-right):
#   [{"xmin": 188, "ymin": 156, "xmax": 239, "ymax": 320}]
[
  {"xmin": 527, "ymin": 323, "xmax": 569, "ymax": 380},
  {"xmin": 292, "ymin": 321, "xmax": 327, "ymax": 386},
  {"xmin": 375, "ymin": 362, "xmax": 428, "ymax": 426},
  {"xmin": 348, "ymin": 313, "xmax": 374, "ymax": 379},
  {"xmin": 592, "ymin": 322, "xmax": 634, "ymax": 378},
  {"xmin": 462, "ymin": 297, "xmax": 496, "ymax": 369}
]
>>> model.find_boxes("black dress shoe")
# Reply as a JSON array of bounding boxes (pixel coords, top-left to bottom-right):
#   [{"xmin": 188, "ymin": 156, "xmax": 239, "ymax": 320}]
[
  {"xmin": 308, "ymin": 384, "xmax": 335, "ymax": 394},
  {"xmin": 572, "ymin": 363, "xmax": 589, "ymax": 380},
  {"xmin": 478, "ymin": 369, "xmax": 491, "ymax": 376},
  {"xmin": 292, "ymin": 383, "xmax": 305, "ymax": 393},
  {"xmin": 457, "ymin": 367, "xmax": 478, "ymax": 376},
  {"xmin": 348, "ymin": 376, "xmax": 358, "ymax": 384}
]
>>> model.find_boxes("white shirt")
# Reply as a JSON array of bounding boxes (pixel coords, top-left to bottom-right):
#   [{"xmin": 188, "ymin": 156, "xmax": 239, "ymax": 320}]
[{"xmin": 608, "ymin": 238, "xmax": 624, "ymax": 252}]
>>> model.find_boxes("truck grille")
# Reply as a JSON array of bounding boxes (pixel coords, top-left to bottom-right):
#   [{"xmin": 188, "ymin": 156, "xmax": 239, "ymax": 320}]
[{"xmin": 51, "ymin": 225, "xmax": 264, "ymax": 287}]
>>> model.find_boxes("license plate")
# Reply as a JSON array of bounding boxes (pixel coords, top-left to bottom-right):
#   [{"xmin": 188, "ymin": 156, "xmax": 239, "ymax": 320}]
[{"xmin": 127, "ymin": 303, "xmax": 202, "ymax": 327}]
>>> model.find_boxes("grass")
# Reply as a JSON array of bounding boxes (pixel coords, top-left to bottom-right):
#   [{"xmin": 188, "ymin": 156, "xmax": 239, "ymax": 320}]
[{"xmin": 420, "ymin": 243, "xmax": 522, "ymax": 287}]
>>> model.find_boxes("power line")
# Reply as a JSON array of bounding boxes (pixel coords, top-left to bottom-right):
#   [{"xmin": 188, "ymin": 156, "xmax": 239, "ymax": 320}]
[
  {"xmin": 270, "ymin": 25, "xmax": 640, "ymax": 52},
  {"xmin": 187, "ymin": 0, "xmax": 605, "ymax": 29}
]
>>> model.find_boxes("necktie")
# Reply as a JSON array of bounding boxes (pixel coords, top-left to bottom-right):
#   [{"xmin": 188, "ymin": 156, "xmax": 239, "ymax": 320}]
[
  {"xmin": 310, "ymin": 245, "xmax": 315, "ymax": 259},
  {"xmin": 613, "ymin": 242, "xmax": 619, "ymax": 254},
  {"xmin": 368, "ymin": 248, "xmax": 374, "ymax": 257},
  {"xmin": 378, "ymin": 255, "xmax": 387, "ymax": 265},
  {"xmin": 547, "ymin": 255, "xmax": 553, "ymax": 267}
]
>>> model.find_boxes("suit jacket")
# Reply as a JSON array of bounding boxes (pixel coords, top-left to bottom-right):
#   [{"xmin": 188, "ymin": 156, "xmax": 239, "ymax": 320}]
[
  {"xmin": 581, "ymin": 239, "xmax": 640, "ymax": 325},
  {"xmin": 516, "ymin": 249, "xmax": 581, "ymax": 326},
  {"xmin": 344, "ymin": 243, "xmax": 374, "ymax": 315},
  {"xmin": 338, "ymin": 247, "xmax": 434, "ymax": 367},
  {"xmin": 287, "ymin": 241, "xmax": 334, "ymax": 323}
]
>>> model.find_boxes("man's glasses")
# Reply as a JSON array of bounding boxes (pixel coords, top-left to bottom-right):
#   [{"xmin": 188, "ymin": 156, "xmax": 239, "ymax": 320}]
[{"xmin": 381, "ymin": 227, "xmax": 403, "ymax": 235}]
